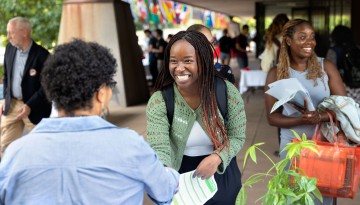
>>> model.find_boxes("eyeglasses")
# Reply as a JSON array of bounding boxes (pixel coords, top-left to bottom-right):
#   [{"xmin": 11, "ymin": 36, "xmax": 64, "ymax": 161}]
[{"xmin": 107, "ymin": 81, "xmax": 117, "ymax": 90}]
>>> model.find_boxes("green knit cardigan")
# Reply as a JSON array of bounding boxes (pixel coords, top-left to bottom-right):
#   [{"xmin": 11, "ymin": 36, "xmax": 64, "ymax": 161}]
[{"xmin": 146, "ymin": 80, "xmax": 246, "ymax": 174}]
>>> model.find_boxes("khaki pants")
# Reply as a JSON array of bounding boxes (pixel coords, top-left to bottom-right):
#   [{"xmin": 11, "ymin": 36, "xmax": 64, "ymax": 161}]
[{"xmin": 1, "ymin": 99, "xmax": 35, "ymax": 157}]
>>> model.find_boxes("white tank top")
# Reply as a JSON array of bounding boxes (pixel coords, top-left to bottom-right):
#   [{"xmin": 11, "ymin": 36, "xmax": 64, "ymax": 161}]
[
  {"xmin": 184, "ymin": 121, "xmax": 213, "ymax": 156},
  {"xmin": 281, "ymin": 57, "xmax": 330, "ymax": 140}
]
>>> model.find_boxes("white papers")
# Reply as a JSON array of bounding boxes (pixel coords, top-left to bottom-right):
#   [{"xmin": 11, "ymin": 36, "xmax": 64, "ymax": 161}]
[
  {"xmin": 171, "ymin": 170, "xmax": 218, "ymax": 205},
  {"xmin": 265, "ymin": 78, "xmax": 315, "ymax": 114}
]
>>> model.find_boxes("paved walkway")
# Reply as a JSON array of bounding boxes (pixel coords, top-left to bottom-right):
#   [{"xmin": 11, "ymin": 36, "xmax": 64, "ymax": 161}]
[{"xmin": 107, "ymin": 56, "xmax": 360, "ymax": 204}]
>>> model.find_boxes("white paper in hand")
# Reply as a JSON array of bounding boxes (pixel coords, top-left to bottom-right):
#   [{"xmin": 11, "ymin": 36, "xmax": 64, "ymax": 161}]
[
  {"xmin": 265, "ymin": 78, "xmax": 315, "ymax": 113},
  {"xmin": 171, "ymin": 170, "xmax": 218, "ymax": 205}
]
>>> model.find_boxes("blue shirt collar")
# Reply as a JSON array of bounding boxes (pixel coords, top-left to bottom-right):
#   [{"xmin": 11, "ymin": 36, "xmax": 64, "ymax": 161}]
[
  {"xmin": 32, "ymin": 116, "xmax": 117, "ymax": 133},
  {"xmin": 17, "ymin": 40, "xmax": 33, "ymax": 53}
]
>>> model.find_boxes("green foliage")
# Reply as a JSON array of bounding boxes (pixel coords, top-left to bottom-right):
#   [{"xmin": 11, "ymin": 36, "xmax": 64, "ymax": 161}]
[
  {"xmin": 0, "ymin": 0, "xmax": 63, "ymax": 49},
  {"xmin": 236, "ymin": 131, "xmax": 323, "ymax": 205},
  {"xmin": 0, "ymin": 64, "xmax": 3, "ymax": 80}
]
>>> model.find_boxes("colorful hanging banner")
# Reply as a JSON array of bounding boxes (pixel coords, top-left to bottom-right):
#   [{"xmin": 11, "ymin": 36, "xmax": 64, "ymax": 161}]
[{"xmin": 125, "ymin": 0, "xmax": 229, "ymax": 28}]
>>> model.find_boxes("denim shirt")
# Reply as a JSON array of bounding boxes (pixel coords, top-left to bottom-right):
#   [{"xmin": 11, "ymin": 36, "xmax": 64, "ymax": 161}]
[{"xmin": 0, "ymin": 116, "xmax": 179, "ymax": 205}]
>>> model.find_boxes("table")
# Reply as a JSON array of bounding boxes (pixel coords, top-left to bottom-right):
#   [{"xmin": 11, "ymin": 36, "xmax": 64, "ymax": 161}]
[{"xmin": 239, "ymin": 70, "xmax": 267, "ymax": 94}]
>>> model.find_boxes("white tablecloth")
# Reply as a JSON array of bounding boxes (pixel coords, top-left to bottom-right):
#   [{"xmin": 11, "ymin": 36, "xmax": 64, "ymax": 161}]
[{"xmin": 239, "ymin": 70, "xmax": 267, "ymax": 94}]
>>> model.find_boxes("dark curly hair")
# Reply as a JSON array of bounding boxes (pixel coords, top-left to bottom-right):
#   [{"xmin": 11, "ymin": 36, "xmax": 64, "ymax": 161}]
[
  {"xmin": 331, "ymin": 25, "xmax": 353, "ymax": 46},
  {"xmin": 41, "ymin": 39, "xmax": 117, "ymax": 115}
]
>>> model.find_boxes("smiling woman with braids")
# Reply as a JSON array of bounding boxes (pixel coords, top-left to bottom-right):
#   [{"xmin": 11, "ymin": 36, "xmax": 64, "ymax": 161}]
[
  {"xmin": 265, "ymin": 19, "xmax": 347, "ymax": 205},
  {"xmin": 146, "ymin": 30, "xmax": 246, "ymax": 204}
]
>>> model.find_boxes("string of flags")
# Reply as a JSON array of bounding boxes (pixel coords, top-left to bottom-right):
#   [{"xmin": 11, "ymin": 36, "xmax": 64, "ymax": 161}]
[{"xmin": 124, "ymin": 0, "xmax": 229, "ymax": 28}]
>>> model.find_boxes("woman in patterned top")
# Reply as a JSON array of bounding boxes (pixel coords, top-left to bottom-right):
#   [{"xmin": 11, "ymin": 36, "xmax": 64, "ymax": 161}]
[{"xmin": 146, "ymin": 30, "xmax": 246, "ymax": 204}]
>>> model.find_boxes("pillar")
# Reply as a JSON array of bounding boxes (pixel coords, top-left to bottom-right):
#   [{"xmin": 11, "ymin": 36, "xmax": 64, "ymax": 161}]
[{"xmin": 58, "ymin": 0, "xmax": 149, "ymax": 108}]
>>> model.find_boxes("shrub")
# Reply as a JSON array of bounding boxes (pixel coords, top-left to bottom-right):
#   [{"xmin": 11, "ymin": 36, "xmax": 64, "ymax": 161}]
[{"xmin": 236, "ymin": 131, "xmax": 323, "ymax": 205}]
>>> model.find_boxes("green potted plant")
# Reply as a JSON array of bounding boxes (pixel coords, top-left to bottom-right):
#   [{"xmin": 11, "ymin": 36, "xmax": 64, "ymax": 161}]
[{"xmin": 236, "ymin": 130, "xmax": 323, "ymax": 205}]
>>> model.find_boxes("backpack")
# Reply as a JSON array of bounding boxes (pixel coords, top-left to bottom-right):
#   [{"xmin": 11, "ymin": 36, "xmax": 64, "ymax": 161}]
[
  {"xmin": 214, "ymin": 62, "xmax": 236, "ymax": 84},
  {"xmin": 161, "ymin": 76, "xmax": 228, "ymax": 125},
  {"xmin": 344, "ymin": 45, "xmax": 360, "ymax": 88}
]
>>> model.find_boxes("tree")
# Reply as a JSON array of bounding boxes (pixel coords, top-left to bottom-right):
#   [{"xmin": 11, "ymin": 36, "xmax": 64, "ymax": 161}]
[{"xmin": 0, "ymin": 0, "xmax": 63, "ymax": 49}]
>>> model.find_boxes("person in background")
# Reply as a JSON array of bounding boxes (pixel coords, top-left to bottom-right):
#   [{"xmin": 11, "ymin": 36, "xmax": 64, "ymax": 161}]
[
  {"xmin": 186, "ymin": 24, "xmax": 235, "ymax": 80},
  {"xmin": 167, "ymin": 34, "xmax": 174, "ymax": 43},
  {"xmin": 218, "ymin": 29, "xmax": 233, "ymax": 65},
  {"xmin": 146, "ymin": 30, "xmax": 246, "ymax": 204},
  {"xmin": 212, "ymin": 33, "xmax": 218, "ymax": 46},
  {"xmin": 264, "ymin": 19, "xmax": 347, "ymax": 205},
  {"xmin": 326, "ymin": 25, "xmax": 360, "ymax": 103},
  {"xmin": 152, "ymin": 29, "xmax": 168, "ymax": 73},
  {"xmin": 144, "ymin": 29, "xmax": 158, "ymax": 86},
  {"xmin": 0, "ymin": 17, "xmax": 51, "ymax": 157},
  {"xmin": 326, "ymin": 25, "xmax": 353, "ymax": 85},
  {"xmin": 234, "ymin": 25, "xmax": 249, "ymax": 69},
  {"xmin": 0, "ymin": 39, "xmax": 179, "ymax": 205},
  {"xmin": 260, "ymin": 13, "xmax": 289, "ymax": 156},
  {"xmin": 187, "ymin": 24, "xmax": 214, "ymax": 43},
  {"xmin": 135, "ymin": 34, "xmax": 145, "ymax": 61},
  {"xmin": 260, "ymin": 13, "xmax": 289, "ymax": 72}
]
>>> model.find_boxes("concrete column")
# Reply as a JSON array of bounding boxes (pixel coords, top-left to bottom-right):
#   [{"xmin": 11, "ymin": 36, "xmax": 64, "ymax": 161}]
[{"xmin": 58, "ymin": 0, "xmax": 149, "ymax": 108}]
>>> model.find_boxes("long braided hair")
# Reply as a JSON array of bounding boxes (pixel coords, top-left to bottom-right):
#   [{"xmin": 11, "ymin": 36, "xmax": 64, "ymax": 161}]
[
  {"xmin": 264, "ymin": 13, "xmax": 289, "ymax": 48},
  {"xmin": 154, "ymin": 30, "xmax": 229, "ymax": 152},
  {"xmin": 277, "ymin": 19, "xmax": 323, "ymax": 85}
]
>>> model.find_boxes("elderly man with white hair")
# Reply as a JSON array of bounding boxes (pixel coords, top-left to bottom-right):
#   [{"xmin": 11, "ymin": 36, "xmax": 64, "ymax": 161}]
[{"xmin": 0, "ymin": 17, "xmax": 51, "ymax": 157}]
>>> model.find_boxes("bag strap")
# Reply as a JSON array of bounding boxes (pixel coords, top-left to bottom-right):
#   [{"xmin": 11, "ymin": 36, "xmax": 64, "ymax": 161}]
[
  {"xmin": 312, "ymin": 111, "xmax": 337, "ymax": 144},
  {"xmin": 215, "ymin": 76, "xmax": 228, "ymax": 124},
  {"xmin": 161, "ymin": 76, "xmax": 228, "ymax": 125},
  {"xmin": 325, "ymin": 110, "xmax": 347, "ymax": 144},
  {"xmin": 314, "ymin": 110, "xmax": 346, "ymax": 146},
  {"xmin": 326, "ymin": 111, "xmax": 338, "ymax": 144},
  {"xmin": 162, "ymin": 85, "xmax": 175, "ymax": 124}
]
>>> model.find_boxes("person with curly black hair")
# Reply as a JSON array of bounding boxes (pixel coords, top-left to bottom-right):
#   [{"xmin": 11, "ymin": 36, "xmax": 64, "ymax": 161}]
[{"xmin": 0, "ymin": 39, "xmax": 179, "ymax": 205}]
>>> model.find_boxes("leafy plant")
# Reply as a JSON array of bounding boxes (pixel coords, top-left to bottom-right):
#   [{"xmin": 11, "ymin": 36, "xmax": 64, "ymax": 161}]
[{"xmin": 236, "ymin": 130, "xmax": 323, "ymax": 205}]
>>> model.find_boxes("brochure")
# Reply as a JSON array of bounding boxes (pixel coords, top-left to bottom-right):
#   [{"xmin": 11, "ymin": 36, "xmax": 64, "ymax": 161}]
[
  {"xmin": 171, "ymin": 170, "xmax": 218, "ymax": 205},
  {"xmin": 265, "ymin": 78, "xmax": 315, "ymax": 114}
]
